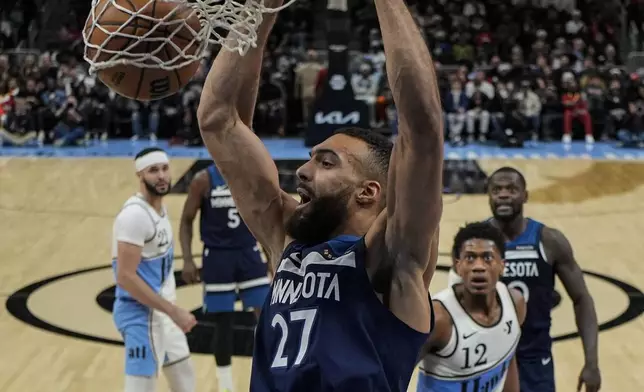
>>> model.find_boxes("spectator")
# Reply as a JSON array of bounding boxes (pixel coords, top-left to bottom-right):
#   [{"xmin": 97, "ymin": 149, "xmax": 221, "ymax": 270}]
[
  {"xmin": 466, "ymin": 91, "xmax": 491, "ymax": 142},
  {"xmin": 444, "ymin": 79, "xmax": 469, "ymax": 145},
  {"xmin": 606, "ymin": 79, "xmax": 628, "ymax": 141},
  {"xmin": 465, "ymin": 71, "xmax": 494, "ymax": 100},
  {"xmin": 294, "ymin": 50, "xmax": 323, "ymax": 125},
  {"xmin": 130, "ymin": 101, "xmax": 159, "ymax": 144},
  {"xmin": 622, "ymin": 82, "xmax": 644, "ymax": 147},
  {"xmin": 561, "ymin": 78, "xmax": 594, "ymax": 144},
  {"xmin": 515, "ymin": 80, "xmax": 542, "ymax": 140}
]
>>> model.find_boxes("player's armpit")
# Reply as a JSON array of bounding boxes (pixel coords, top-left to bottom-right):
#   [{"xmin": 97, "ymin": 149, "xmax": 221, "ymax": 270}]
[
  {"xmin": 199, "ymin": 123, "xmax": 298, "ymax": 266},
  {"xmin": 502, "ymin": 357, "xmax": 520, "ymax": 392},
  {"xmin": 508, "ymin": 288, "xmax": 527, "ymax": 325},
  {"xmin": 423, "ymin": 301, "xmax": 452, "ymax": 354}
]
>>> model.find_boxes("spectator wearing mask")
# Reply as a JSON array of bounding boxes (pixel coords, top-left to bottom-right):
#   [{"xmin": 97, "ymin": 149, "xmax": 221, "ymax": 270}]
[
  {"xmin": 515, "ymin": 80, "xmax": 542, "ymax": 140},
  {"xmin": 465, "ymin": 91, "xmax": 491, "ymax": 142},
  {"xmin": 561, "ymin": 78, "xmax": 594, "ymax": 144},
  {"xmin": 444, "ymin": 79, "xmax": 469, "ymax": 145}
]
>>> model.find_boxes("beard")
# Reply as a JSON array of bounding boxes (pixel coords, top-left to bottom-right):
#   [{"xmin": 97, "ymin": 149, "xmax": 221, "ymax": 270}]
[
  {"xmin": 143, "ymin": 178, "xmax": 171, "ymax": 197},
  {"xmin": 286, "ymin": 191, "xmax": 351, "ymax": 245},
  {"xmin": 492, "ymin": 202, "xmax": 523, "ymax": 222}
]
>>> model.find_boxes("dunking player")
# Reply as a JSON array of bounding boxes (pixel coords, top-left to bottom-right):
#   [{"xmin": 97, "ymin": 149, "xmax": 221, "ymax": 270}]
[
  {"xmin": 179, "ymin": 163, "xmax": 271, "ymax": 392},
  {"xmin": 418, "ymin": 222, "xmax": 525, "ymax": 392},
  {"xmin": 448, "ymin": 167, "xmax": 601, "ymax": 392},
  {"xmin": 197, "ymin": 0, "xmax": 444, "ymax": 389},
  {"xmin": 111, "ymin": 147, "xmax": 196, "ymax": 392}
]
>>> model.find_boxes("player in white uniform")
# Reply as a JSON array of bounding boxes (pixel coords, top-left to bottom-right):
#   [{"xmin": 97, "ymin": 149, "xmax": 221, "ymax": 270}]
[
  {"xmin": 417, "ymin": 221, "xmax": 526, "ymax": 392},
  {"xmin": 112, "ymin": 147, "xmax": 197, "ymax": 392}
]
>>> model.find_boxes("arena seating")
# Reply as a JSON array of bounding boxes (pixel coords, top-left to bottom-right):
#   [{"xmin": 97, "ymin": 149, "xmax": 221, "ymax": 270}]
[{"xmin": 1, "ymin": 0, "xmax": 643, "ymax": 150}]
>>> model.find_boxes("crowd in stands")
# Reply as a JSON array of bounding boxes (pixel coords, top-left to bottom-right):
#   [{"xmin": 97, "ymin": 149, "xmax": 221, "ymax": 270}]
[{"xmin": 2, "ymin": 0, "xmax": 644, "ymax": 148}]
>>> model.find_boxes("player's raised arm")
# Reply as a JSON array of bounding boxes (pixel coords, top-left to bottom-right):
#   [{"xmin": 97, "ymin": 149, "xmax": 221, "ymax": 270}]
[
  {"xmin": 197, "ymin": 0, "xmax": 297, "ymax": 265},
  {"xmin": 369, "ymin": 0, "xmax": 443, "ymax": 331}
]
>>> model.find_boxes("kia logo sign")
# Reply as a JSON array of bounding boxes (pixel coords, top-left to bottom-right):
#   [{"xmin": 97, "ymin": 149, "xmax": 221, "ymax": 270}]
[{"xmin": 314, "ymin": 111, "xmax": 361, "ymax": 125}]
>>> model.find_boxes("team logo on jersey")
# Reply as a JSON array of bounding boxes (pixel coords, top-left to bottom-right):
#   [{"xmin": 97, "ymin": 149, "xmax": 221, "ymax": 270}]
[{"xmin": 5, "ymin": 253, "xmax": 644, "ymax": 356}]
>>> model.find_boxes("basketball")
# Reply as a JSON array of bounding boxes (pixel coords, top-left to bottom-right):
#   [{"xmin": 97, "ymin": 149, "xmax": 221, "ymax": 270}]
[{"xmin": 84, "ymin": 0, "xmax": 202, "ymax": 101}]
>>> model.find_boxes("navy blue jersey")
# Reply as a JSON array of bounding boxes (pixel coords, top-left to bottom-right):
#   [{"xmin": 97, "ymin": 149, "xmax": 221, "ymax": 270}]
[
  {"xmin": 199, "ymin": 165, "xmax": 256, "ymax": 249},
  {"xmin": 250, "ymin": 235, "xmax": 429, "ymax": 392},
  {"xmin": 500, "ymin": 218, "xmax": 554, "ymax": 359}
]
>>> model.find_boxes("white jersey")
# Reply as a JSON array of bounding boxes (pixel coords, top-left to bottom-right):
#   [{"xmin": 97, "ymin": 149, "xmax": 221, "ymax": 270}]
[
  {"xmin": 111, "ymin": 193, "xmax": 176, "ymax": 302},
  {"xmin": 418, "ymin": 283, "xmax": 520, "ymax": 392}
]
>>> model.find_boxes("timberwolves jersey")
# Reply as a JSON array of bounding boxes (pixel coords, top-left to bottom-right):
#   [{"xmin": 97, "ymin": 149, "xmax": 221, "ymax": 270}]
[
  {"xmin": 200, "ymin": 165, "xmax": 256, "ymax": 249},
  {"xmin": 500, "ymin": 218, "xmax": 553, "ymax": 358},
  {"xmin": 250, "ymin": 235, "xmax": 429, "ymax": 392},
  {"xmin": 111, "ymin": 194, "xmax": 176, "ymax": 304},
  {"xmin": 418, "ymin": 283, "xmax": 521, "ymax": 392}
]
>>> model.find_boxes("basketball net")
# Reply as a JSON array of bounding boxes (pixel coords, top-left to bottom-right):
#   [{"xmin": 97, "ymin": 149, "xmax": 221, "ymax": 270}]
[{"xmin": 83, "ymin": 0, "xmax": 296, "ymax": 74}]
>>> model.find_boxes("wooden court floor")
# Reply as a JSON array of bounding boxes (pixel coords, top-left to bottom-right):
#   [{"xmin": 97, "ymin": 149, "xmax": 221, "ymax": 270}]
[{"xmin": 1, "ymin": 157, "xmax": 643, "ymax": 391}]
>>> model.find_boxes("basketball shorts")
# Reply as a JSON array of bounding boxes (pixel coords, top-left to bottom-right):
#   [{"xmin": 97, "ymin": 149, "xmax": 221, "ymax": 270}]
[
  {"xmin": 518, "ymin": 355, "xmax": 555, "ymax": 392},
  {"xmin": 202, "ymin": 245, "xmax": 270, "ymax": 313},
  {"xmin": 113, "ymin": 300, "xmax": 191, "ymax": 377}
]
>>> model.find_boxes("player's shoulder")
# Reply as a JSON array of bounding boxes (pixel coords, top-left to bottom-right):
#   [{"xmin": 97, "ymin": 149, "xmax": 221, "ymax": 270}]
[
  {"xmin": 116, "ymin": 197, "xmax": 154, "ymax": 222},
  {"xmin": 189, "ymin": 168, "xmax": 211, "ymax": 192},
  {"xmin": 538, "ymin": 224, "xmax": 573, "ymax": 255}
]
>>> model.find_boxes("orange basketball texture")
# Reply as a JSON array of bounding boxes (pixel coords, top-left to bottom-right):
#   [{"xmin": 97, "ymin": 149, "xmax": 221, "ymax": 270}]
[{"xmin": 84, "ymin": 0, "xmax": 202, "ymax": 101}]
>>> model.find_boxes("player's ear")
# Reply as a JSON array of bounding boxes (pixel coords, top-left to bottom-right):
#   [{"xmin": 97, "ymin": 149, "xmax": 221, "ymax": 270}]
[
  {"xmin": 524, "ymin": 190, "xmax": 529, "ymax": 203},
  {"xmin": 356, "ymin": 180, "xmax": 381, "ymax": 206}
]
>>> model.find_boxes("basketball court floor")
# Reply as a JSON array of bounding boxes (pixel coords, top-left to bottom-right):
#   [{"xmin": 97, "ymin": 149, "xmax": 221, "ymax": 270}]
[{"xmin": 1, "ymin": 153, "xmax": 644, "ymax": 391}]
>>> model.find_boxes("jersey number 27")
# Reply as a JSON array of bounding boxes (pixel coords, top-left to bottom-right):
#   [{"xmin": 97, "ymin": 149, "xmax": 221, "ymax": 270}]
[{"xmin": 271, "ymin": 308, "xmax": 319, "ymax": 369}]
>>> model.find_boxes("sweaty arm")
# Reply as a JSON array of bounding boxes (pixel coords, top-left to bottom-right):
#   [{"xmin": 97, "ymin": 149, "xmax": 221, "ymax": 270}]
[
  {"xmin": 545, "ymin": 227, "xmax": 599, "ymax": 368},
  {"xmin": 114, "ymin": 207, "xmax": 176, "ymax": 315},
  {"xmin": 197, "ymin": 0, "xmax": 297, "ymax": 267},
  {"xmin": 368, "ymin": 0, "xmax": 444, "ymax": 332},
  {"xmin": 179, "ymin": 170, "xmax": 209, "ymax": 283},
  {"xmin": 503, "ymin": 289, "xmax": 527, "ymax": 392}
]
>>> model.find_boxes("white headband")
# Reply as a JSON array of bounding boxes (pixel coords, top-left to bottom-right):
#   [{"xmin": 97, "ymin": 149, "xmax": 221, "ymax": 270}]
[{"xmin": 135, "ymin": 151, "xmax": 169, "ymax": 172}]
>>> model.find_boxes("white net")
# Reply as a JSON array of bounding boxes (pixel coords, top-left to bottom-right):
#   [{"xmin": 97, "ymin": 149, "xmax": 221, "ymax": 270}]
[
  {"xmin": 83, "ymin": 0, "xmax": 297, "ymax": 74},
  {"xmin": 193, "ymin": 0, "xmax": 296, "ymax": 55}
]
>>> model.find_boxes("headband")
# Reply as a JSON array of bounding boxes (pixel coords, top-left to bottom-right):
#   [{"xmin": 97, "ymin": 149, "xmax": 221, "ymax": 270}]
[{"xmin": 135, "ymin": 151, "xmax": 169, "ymax": 172}]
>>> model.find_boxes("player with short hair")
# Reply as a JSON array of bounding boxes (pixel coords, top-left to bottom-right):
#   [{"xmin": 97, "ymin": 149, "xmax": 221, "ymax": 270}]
[
  {"xmin": 447, "ymin": 167, "xmax": 601, "ymax": 392},
  {"xmin": 179, "ymin": 163, "xmax": 270, "ymax": 392},
  {"xmin": 112, "ymin": 147, "xmax": 197, "ymax": 392},
  {"xmin": 418, "ymin": 221, "xmax": 525, "ymax": 392},
  {"xmin": 197, "ymin": 0, "xmax": 444, "ymax": 390}
]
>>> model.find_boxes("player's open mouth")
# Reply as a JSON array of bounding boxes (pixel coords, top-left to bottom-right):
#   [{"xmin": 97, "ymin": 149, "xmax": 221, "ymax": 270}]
[
  {"xmin": 297, "ymin": 187, "xmax": 313, "ymax": 205},
  {"xmin": 496, "ymin": 205, "xmax": 513, "ymax": 213},
  {"xmin": 470, "ymin": 276, "xmax": 488, "ymax": 285}
]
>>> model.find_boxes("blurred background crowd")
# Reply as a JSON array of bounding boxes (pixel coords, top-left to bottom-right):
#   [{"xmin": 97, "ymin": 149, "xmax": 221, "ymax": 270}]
[{"xmin": 2, "ymin": 0, "xmax": 644, "ymax": 148}]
